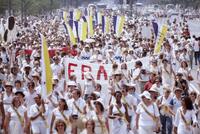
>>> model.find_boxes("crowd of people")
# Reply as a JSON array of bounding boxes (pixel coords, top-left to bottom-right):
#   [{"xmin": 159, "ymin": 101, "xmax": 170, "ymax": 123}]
[{"xmin": 0, "ymin": 4, "xmax": 200, "ymax": 134}]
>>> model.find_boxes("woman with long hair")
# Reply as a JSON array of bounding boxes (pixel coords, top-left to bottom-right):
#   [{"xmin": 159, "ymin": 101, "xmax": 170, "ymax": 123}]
[
  {"xmin": 178, "ymin": 61, "xmax": 193, "ymax": 81},
  {"xmin": 50, "ymin": 98, "xmax": 71, "ymax": 134},
  {"xmin": 3, "ymin": 96, "xmax": 28, "ymax": 134},
  {"xmin": 54, "ymin": 119, "xmax": 67, "ymax": 134},
  {"xmin": 174, "ymin": 96, "xmax": 198, "ymax": 134},
  {"xmin": 91, "ymin": 98, "xmax": 109, "ymax": 134},
  {"xmin": 80, "ymin": 120, "xmax": 96, "ymax": 134}
]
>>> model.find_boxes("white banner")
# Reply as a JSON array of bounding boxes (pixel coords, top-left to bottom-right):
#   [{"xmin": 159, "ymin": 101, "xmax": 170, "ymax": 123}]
[{"xmin": 65, "ymin": 57, "xmax": 150, "ymax": 85}]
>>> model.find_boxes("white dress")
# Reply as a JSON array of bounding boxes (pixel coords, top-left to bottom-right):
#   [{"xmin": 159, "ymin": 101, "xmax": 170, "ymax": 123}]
[
  {"xmin": 174, "ymin": 107, "xmax": 197, "ymax": 134},
  {"xmin": 90, "ymin": 111, "xmax": 108, "ymax": 134},
  {"xmin": 161, "ymin": 64, "xmax": 173, "ymax": 86},
  {"xmin": 52, "ymin": 108, "xmax": 72, "ymax": 134},
  {"xmin": 111, "ymin": 104, "xmax": 128, "ymax": 134},
  {"xmin": 7, "ymin": 106, "xmax": 27, "ymax": 134},
  {"xmin": 136, "ymin": 102, "xmax": 160, "ymax": 134}
]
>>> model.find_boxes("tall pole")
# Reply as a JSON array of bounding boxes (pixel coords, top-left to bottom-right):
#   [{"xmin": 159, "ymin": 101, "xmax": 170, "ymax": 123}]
[
  {"xmin": 130, "ymin": 0, "xmax": 133, "ymax": 17},
  {"xmin": 8, "ymin": 0, "xmax": 12, "ymax": 15}
]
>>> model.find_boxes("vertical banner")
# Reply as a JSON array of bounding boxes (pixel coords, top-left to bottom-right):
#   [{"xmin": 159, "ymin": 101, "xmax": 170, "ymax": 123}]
[
  {"xmin": 41, "ymin": 34, "xmax": 52, "ymax": 98},
  {"xmin": 154, "ymin": 25, "xmax": 168, "ymax": 54},
  {"xmin": 116, "ymin": 16, "xmax": 125, "ymax": 37},
  {"xmin": 152, "ymin": 21, "xmax": 158, "ymax": 38},
  {"xmin": 88, "ymin": 15, "xmax": 94, "ymax": 37}
]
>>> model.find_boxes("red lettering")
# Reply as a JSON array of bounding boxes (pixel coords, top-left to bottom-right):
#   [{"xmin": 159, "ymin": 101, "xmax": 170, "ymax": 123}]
[
  {"xmin": 68, "ymin": 63, "xmax": 77, "ymax": 78},
  {"xmin": 97, "ymin": 66, "xmax": 108, "ymax": 80},
  {"xmin": 81, "ymin": 65, "xmax": 92, "ymax": 80}
]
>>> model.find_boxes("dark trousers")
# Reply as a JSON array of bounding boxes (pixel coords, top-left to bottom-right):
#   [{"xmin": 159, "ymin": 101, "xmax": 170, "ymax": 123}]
[
  {"xmin": 194, "ymin": 51, "xmax": 200, "ymax": 65},
  {"xmin": 160, "ymin": 114, "xmax": 172, "ymax": 134}
]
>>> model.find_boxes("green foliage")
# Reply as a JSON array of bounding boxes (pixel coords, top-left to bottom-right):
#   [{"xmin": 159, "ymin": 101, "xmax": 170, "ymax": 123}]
[
  {"xmin": 154, "ymin": 0, "xmax": 200, "ymax": 8},
  {"xmin": 0, "ymin": 0, "xmax": 101, "ymax": 16}
]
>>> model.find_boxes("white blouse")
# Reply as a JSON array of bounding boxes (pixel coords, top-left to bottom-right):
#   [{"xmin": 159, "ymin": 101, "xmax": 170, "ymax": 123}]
[
  {"xmin": 136, "ymin": 102, "xmax": 160, "ymax": 127},
  {"xmin": 174, "ymin": 107, "xmax": 197, "ymax": 128}
]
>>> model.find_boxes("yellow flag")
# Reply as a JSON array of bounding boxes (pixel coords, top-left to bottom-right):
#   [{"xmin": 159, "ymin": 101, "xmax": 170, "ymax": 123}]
[
  {"xmin": 41, "ymin": 34, "xmax": 52, "ymax": 97},
  {"xmin": 105, "ymin": 16, "xmax": 110, "ymax": 34},
  {"xmin": 75, "ymin": 9, "xmax": 81, "ymax": 21},
  {"xmin": 154, "ymin": 25, "xmax": 168, "ymax": 54},
  {"xmin": 65, "ymin": 22, "xmax": 76, "ymax": 45},
  {"xmin": 117, "ymin": 16, "xmax": 125, "ymax": 37},
  {"xmin": 63, "ymin": 11, "xmax": 68, "ymax": 22},
  {"xmin": 88, "ymin": 15, "xmax": 94, "ymax": 37},
  {"xmin": 81, "ymin": 22, "xmax": 87, "ymax": 41}
]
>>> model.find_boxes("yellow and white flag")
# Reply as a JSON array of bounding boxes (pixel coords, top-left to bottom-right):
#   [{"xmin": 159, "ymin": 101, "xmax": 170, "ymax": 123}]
[
  {"xmin": 105, "ymin": 16, "xmax": 111, "ymax": 34},
  {"xmin": 116, "ymin": 16, "xmax": 125, "ymax": 37},
  {"xmin": 65, "ymin": 21, "xmax": 76, "ymax": 45},
  {"xmin": 80, "ymin": 21, "xmax": 87, "ymax": 41},
  {"xmin": 41, "ymin": 34, "xmax": 52, "ymax": 98},
  {"xmin": 88, "ymin": 15, "xmax": 94, "ymax": 37},
  {"xmin": 154, "ymin": 25, "xmax": 168, "ymax": 54}
]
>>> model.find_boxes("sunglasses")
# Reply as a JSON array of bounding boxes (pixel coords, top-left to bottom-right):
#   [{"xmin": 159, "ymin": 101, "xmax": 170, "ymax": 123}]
[{"xmin": 57, "ymin": 124, "xmax": 65, "ymax": 127}]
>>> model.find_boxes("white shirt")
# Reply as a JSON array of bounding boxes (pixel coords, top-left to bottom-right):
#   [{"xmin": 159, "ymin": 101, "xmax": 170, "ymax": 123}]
[
  {"xmin": 28, "ymin": 103, "xmax": 48, "ymax": 123},
  {"xmin": 122, "ymin": 94, "xmax": 137, "ymax": 116},
  {"xmin": 51, "ymin": 63, "xmax": 63, "ymax": 76},
  {"xmin": 7, "ymin": 105, "xmax": 27, "ymax": 122},
  {"xmin": 194, "ymin": 40, "xmax": 199, "ymax": 52},
  {"xmin": 136, "ymin": 102, "xmax": 160, "ymax": 127},
  {"xmin": 24, "ymin": 90, "xmax": 37, "ymax": 109},
  {"xmin": 174, "ymin": 107, "xmax": 197, "ymax": 129},
  {"xmin": 84, "ymin": 80, "xmax": 95, "ymax": 95},
  {"xmin": 52, "ymin": 107, "xmax": 71, "ymax": 121},
  {"xmin": 67, "ymin": 98, "xmax": 85, "ymax": 116},
  {"xmin": 169, "ymin": 96, "xmax": 181, "ymax": 113}
]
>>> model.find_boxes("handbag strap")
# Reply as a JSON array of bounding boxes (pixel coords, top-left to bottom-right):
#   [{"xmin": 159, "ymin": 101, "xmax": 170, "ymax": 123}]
[
  {"xmin": 180, "ymin": 109, "xmax": 190, "ymax": 126},
  {"xmin": 96, "ymin": 113, "xmax": 107, "ymax": 133},
  {"xmin": 115, "ymin": 104, "xmax": 129, "ymax": 124},
  {"xmin": 141, "ymin": 103, "xmax": 157, "ymax": 122},
  {"xmin": 59, "ymin": 109, "xmax": 69, "ymax": 125},
  {"xmin": 73, "ymin": 101, "xmax": 83, "ymax": 114},
  {"xmin": 12, "ymin": 106, "xmax": 24, "ymax": 125}
]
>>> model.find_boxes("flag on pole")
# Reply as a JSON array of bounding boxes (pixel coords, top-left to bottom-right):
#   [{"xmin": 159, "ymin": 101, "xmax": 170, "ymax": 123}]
[
  {"xmin": 63, "ymin": 13, "xmax": 76, "ymax": 45},
  {"xmin": 102, "ymin": 16, "xmax": 110, "ymax": 34},
  {"xmin": 152, "ymin": 21, "xmax": 158, "ymax": 38},
  {"xmin": 88, "ymin": 15, "xmax": 94, "ymax": 37},
  {"xmin": 65, "ymin": 22, "xmax": 76, "ymax": 45},
  {"xmin": 63, "ymin": 11, "xmax": 68, "ymax": 23},
  {"xmin": 154, "ymin": 25, "xmax": 168, "ymax": 54},
  {"xmin": 79, "ymin": 22, "xmax": 87, "ymax": 41},
  {"xmin": 74, "ymin": 9, "xmax": 81, "ymax": 21},
  {"xmin": 105, "ymin": 16, "xmax": 110, "ymax": 34},
  {"xmin": 41, "ymin": 34, "xmax": 52, "ymax": 98},
  {"xmin": 115, "ymin": 16, "xmax": 125, "ymax": 37}
]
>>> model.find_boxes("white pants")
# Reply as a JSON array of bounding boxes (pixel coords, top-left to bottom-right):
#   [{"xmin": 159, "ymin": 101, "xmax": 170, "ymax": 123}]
[
  {"xmin": 31, "ymin": 122, "xmax": 47, "ymax": 134},
  {"xmin": 138, "ymin": 126, "xmax": 156, "ymax": 134},
  {"xmin": 192, "ymin": 127, "xmax": 200, "ymax": 134},
  {"xmin": 111, "ymin": 119, "xmax": 128, "ymax": 134},
  {"xmin": 9, "ymin": 120, "xmax": 23, "ymax": 134},
  {"xmin": 177, "ymin": 126, "xmax": 192, "ymax": 134}
]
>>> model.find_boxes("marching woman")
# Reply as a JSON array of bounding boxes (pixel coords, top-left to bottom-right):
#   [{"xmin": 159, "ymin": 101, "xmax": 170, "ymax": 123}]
[
  {"xmin": 80, "ymin": 120, "xmax": 96, "ymax": 134},
  {"xmin": 2, "ymin": 82, "xmax": 14, "ymax": 113},
  {"xmin": 109, "ymin": 91, "xmax": 130, "ymax": 134},
  {"xmin": 54, "ymin": 119, "xmax": 67, "ymax": 134},
  {"xmin": 174, "ymin": 96, "xmax": 198, "ymax": 134},
  {"xmin": 4, "ymin": 96, "xmax": 28, "ymax": 134},
  {"xmin": 160, "ymin": 59, "xmax": 174, "ymax": 86},
  {"xmin": 135, "ymin": 91, "xmax": 160, "ymax": 134},
  {"xmin": 50, "ymin": 98, "xmax": 72, "ymax": 134},
  {"xmin": 91, "ymin": 98, "xmax": 109, "ymax": 134}
]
